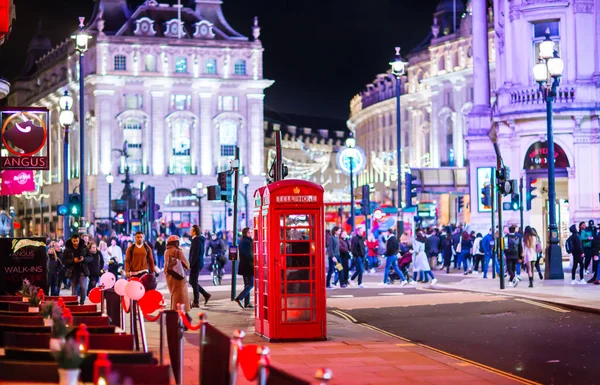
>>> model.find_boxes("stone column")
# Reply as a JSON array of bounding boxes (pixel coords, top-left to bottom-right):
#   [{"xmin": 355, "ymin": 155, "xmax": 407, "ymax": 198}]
[
  {"xmin": 246, "ymin": 94, "xmax": 265, "ymax": 176},
  {"xmin": 199, "ymin": 92, "xmax": 213, "ymax": 175},
  {"xmin": 151, "ymin": 91, "xmax": 166, "ymax": 175},
  {"xmin": 471, "ymin": 0, "xmax": 491, "ymax": 117}
]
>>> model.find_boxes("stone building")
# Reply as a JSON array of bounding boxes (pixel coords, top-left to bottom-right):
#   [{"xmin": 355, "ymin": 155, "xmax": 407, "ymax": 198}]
[{"xmin": 7, "ymin": 0, "xmax": 272, "ymax": 235}]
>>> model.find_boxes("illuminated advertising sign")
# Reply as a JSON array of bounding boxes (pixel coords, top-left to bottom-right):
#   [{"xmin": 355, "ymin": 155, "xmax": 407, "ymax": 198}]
[
  {"xmin": 0, "ymin": 107, "xmax": 50, "ymax": 170},
  {"xmin": 477, "ymin": 167, "xmax": 494, "ymax": 213},
  {"xmin": 0, "ymin": 170, "xmax": 35, "ymax": 195}
]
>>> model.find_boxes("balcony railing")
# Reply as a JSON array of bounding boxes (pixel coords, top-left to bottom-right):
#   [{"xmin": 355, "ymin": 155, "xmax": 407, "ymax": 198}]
[{"xmin": 509, "ymin": 86, "xmax": 575, "ymax": 105}]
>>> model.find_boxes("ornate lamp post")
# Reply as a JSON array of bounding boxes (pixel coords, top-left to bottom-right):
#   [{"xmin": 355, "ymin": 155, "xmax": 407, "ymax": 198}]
[
  {"xmin": 59, "ymin": 91, "xmax": 74, "ymax": 239},
  {"xmin": 71, "ymin": 17, "xmax": 91, "ymax": 229},
  {"xmin": 389, "ymin": 47, "xmax": 408, "ymax": 236},
  {"xmin": 533, "ymin": 32, "xmax": 565, "ymax": 280},
  {"xmin": 191, "ymin": 182, "xmax": 207, "ymax": 229},
  {"xmin": 345, "ymin": 136, "xmax": 357, "ymax": 232},
  {"xmin": 242, "ymin": 176, "xmax": 250, "ymax": 228}
]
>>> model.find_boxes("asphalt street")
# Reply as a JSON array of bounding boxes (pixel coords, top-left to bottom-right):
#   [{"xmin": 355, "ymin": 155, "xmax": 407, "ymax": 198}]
[{"xmin": 339, "ymin": 298, "xmax": 600, "ymax": 385}]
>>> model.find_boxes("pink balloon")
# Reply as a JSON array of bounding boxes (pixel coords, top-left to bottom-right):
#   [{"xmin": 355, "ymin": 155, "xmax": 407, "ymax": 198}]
[
  {"xmin": 99, "ymin": 273, "xmax": 116, "ymax": 289},
  {"xmin": 114, "ymin": 279, "xmax": 128, "ymax": 296},
  {"xmin": 125, "ymin": 281, "xmax": 146, "ymax": 301}
]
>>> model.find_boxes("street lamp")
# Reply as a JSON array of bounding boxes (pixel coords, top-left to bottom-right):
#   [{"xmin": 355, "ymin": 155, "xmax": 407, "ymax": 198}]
[
  {"xmin": 242, "ymin": 176, "xmax": 250, "ymax": 228},
  {"xmin": 59, "ymin": 90, "xmax": 74, "ymax": 239},
  {"xmin": 71, "ymin": 17, "xmax": 91, "ymax": 229},
  {"xmin": 345, "ymin": 136, "xmax": 357, "ymax": 232},
  {"xmin": 106, "ymin": 174, "xmax": 113, "ymax": 226},
  {"xmin": 390, "ymin": 47, "xmax": 407, "ymax": 236},
  {"xmin": 533, "ymin": 32, "xmax": 565, "ymax": 280},
  {"xmin": 384, "ymin": 180, "xmax": 397, "ymax": 207},
  {"xmin": 191, "ymin": 182, "xmax": 207, "ymax": 229}
]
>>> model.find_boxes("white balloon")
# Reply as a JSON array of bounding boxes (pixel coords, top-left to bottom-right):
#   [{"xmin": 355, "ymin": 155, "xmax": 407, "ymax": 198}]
[
  {"xmin": 99, "ymin": 273, "xmax": 116, "ymax": 289},
  {"xmin": 114, "ymin": 279, "xmax": 128, "ymax": 296},
  {"xmin": 125, "ymin": 281, "xmax": 146, "ymax": 301}
]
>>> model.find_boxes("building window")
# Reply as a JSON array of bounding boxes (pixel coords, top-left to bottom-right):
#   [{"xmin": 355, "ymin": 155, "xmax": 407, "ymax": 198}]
[
  {"xmin": 114, "ymin": 55, "xmax": 127, "ymax": 71},
  {"xmin": 205, "ymin": 58, "xmax": 217, "ymax": 74},
  {"xmin": 175, "ymin": 56, "xmax": 187, "ymax": 73},
  {"xmin": 164, "ymin": 188, "xmax": 196, "ymax": 207},
  {"xmin": 144, "ymin": 55, "xmax": 156, "ymax": 72},
  {"xmin": 171, "ymin": 118, "xmax": 192, "ymax": 174},
  {"xmin": 533, "ymin": 20, "xmax": 560, "ymax": 64},
  {"xmin": 234, "ymin": 59, "xmax": 246, "ymax": 75},
  {"xmin": 172, "ymin": 94, "xmax": 190, "ymax": 110},
  {"xmin": 219, "ymin": 120, "xmax": 238, "ymax": 170},
  {"xmin": 218, "ymin": 96, "xmax": 238, "ymax": 111},
  {"xmin": 123, "ymin": 94, "xmax": 143, "ymax": 110},
  {"xmin": 445, "ymin": 116, "xmax": 454, "ymax": 167},
  {"xmin": 123, "ymin": 118, "xmax": 143, "ymax": 174},
  {"xmin": 438, "ymin": 56, "xmax": 445, "ymax": 72}
]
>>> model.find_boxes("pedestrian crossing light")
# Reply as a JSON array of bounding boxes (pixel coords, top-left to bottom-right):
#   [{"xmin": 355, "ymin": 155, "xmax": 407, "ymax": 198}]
[
  {"xmin": 404, "ymin": 173, "xmax": 418, "ymax": 208},
  {"xmin": 480, "ymin": 184, "xmax": 492, "ymax": 207},
  {"xmin": 457, "ymin": 196, "xmax": 464, "ymax": 212},
  {"xmin": 68, "ymin": 194, "xmax": 81, "ymax": 218},
  {"xmin": 526, "ymin": 178, "xmax": 538, "ymax": 211},
  {"xmin": 511, "ymin": 194, "xmax": 520, "ymax": 211}
]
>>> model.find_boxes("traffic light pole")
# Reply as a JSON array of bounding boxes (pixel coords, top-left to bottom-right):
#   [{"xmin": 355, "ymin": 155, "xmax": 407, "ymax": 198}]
[
  {"xmin": 493, "ymin": 143, "xmax": 505, "ymax": 290},
  {"xmin": 490, "ymin": 170, "xmax": 496, "ymax": 279},
  {"xmin": 349, "ymin": 159, "xmax": 355, "ymax": 233},
  {"xmin": 519, "ymin": 177, "xmax": 524, "ymax": 233},
  {"xmin": 63, "ymin": 124, "xmax": 70, "ymax": 240},
  {"xmin": 230, "ymin": 147, "xmax": 240, "ymax": 301}
]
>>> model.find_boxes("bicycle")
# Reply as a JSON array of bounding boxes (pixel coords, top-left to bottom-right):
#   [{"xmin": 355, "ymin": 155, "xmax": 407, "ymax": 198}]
[{"xmin": 210, "ymin": 255, "xmax": 224, "ymax": 286}]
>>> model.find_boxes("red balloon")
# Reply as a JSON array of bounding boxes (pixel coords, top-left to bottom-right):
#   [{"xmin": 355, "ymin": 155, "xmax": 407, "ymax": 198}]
[
  {"xmin": 138, "ymin": 290, "xmax": 164, "ymax": 315},
  {"xmin": 238, "ymin": 344, "xmax": 267, "ymax": 381},
  {"xmin": 88, "ymin": 287, "xmax": 102, "ymax": 304}
]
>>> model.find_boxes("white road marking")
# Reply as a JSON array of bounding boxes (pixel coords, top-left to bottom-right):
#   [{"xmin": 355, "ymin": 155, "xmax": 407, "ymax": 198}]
[
  {"xmin": 330, "ymin": 295, "xmax": 354, "ymax": 298},
  {"xmin": 377, "ymin": 292, "xmax": 405, "ymax": 296}
]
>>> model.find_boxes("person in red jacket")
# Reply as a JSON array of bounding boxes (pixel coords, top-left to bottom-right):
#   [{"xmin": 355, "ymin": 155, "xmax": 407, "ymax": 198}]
[{"xmin": 366, "ymin": 232, "xmax": 379, "ymax": 273}]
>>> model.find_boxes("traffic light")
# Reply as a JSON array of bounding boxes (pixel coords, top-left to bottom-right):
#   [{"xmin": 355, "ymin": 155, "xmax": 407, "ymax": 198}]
[
  {"xmin": 511, "ymin": 193, "xmax": 520, "ymax": 211},
  {"xmin": 153, "ymin": 204, "xmax": 162, "ymax": 222},
  {"xmin": 360, "ymin": 185, "xmax": 370, "ymax": 215},
  {"xmin": 57, "ymin": 205, "xmax": 68, "ymax": 216},
  {"xmin": 68, "ymin": 194, "xmax": 81, "ymax": 218},
  {"xmin": 526, "ymin": 178, "xmax": 538, "ymax": 211},
  {"xmin": 480, "ymin": 184, "xmax": 492, "ymax": 207},
  {"xmin": 115, "ymin": 212, "xmax": 125, "ymax": 225},
  {"xmin": 217, "ymin": 171, "xmax": 228, "ymax": 190},
  {"xmin": 457, "ymin": 196, "xmax": 464, "ymax": 212},
  {"xmin": 404, "ymin": 173, "xmax": 418, "ymax": 207},
  {"xmin": 217, "ymin": 171, "xmax": 233, "ymax": 201},
  {"xmin": 228, "ymin": 208, "xmax": 233, "ymax": 217}
]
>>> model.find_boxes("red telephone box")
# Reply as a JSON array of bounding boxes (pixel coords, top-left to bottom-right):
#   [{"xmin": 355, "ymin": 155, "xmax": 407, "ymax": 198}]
[{"xmin": 253, "ymin": 180, "xmax": 326, "ymax": 341}]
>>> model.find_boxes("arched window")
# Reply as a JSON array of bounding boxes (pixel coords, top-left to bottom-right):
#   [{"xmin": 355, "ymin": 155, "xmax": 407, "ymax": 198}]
[
  {"xmin": 205, "ymin": 58, "xmax": 217, "ymax": 74},
  {"xmin": 445, "ymin": 116, "xmax": 454, "ymax": 166},
  {"xmin": 175, "ymin": 56, "xmax": 187, "ymax": 73},
  {"xmin": 171, "ymin": 118, "xmax": 192, "ymax": 174},
  {"xmin": 123, "ymin": 118, "xmax": 143, "ymax": 174},
  {"xmin": 234, "ymin": 59, "xmax": 246, "ymax": 75},
  {"xmin": 219, "ymin": 120, "xmax": 238, "ymax": 170},
  {"xmin": 114, "ymin": 55, "xmax": 127, "ymax": 71},
  {"xmin": 164, "ymin": 188, "xmax": 196, "ymax": 207}
]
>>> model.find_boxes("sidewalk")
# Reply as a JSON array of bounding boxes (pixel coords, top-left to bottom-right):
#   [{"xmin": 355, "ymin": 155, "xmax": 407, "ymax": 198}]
[
  {"xmin": 432, "ymin": 268, "xmax": 600, "ymax": 313},
  {"xmin": 144, "ymin": 299, "xmax": 528, "ymax": 385}
]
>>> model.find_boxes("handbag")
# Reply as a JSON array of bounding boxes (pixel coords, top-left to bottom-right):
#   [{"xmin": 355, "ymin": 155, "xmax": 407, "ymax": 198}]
[
  {"xmin": 166, "ymin": 251, "xmax": 186, "ymax": 281},
  {"xmin": 456, "ymin": 242, "xmax": 462, "ymax": 253}
]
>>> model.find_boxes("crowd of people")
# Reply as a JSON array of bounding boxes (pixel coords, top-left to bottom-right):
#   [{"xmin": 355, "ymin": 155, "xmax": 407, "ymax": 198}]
[{"xmin": 325, "ymin": 219, "xmax": 600, "ymax": 289}]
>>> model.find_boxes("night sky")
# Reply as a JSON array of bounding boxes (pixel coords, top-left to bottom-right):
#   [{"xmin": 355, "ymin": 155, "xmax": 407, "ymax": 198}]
[{"xmin": 0, "ymin": 0, "xmax": 443, "ymax": 119}]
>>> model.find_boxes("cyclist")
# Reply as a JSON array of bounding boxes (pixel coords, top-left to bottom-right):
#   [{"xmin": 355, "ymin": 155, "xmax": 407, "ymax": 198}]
[{"xmin": 206, "ymin": 232, "xmax": 227, "ymax": 283}]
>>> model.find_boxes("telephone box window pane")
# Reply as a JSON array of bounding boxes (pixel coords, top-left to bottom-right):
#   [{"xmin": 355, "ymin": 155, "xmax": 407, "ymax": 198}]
[
  {"xmin": 264, "ymin": 305, "xmax": 268, "ymax": 321},
  {"xmin": 287, "ymin": 256, "xmax": 310, "ymax": 268},
  {"xmin": 286, "ymin": 310, "xmax": 311, "ymax": 322},
  {"xmin": 280, "ymin": 228, "xmax": 285, "ymax": 240},
  {"xmin": 286, "ymin": 228, "xmax": 312, "ymax": 240},
  {"xmin": 285, "ymin": 215, "xmax": 313, "ymax": 227},
  {"xmin": 286, "ymin": 269, "xmax": 310, "ymax": 281},
  {"xmin": 283, "ymin": 296, "xmax": 312, "ymax": 309},
  {"xmin": 287, "ymin": 241, "xmax": 310, "ymax": 255},
  {"xmin": 287, "ymin": 282, "xmax": 311, "ymax": 294}
]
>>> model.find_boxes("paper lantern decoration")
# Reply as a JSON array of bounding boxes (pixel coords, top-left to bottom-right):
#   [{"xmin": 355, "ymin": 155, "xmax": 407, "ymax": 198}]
[
  {"xmin": 114, "ymin": 279, "xmax": 127, "ymax": 296},
  {"xmin": 99, "ymin": 273, "xmax": 116, "ymax": 289},
  {"xmin": 125, "ymin": 280, "xmax": 145, "ymax": 301}
]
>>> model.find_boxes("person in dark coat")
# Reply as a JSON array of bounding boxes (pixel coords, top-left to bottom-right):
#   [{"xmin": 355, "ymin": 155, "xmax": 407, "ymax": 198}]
[
  {"xmin": 350, "ymin": 228, "xmax": 366, "ymax": 287},
  {"xmin": 63, "ymin": 235, "xmax": 92, "ymax": 305},
  {"xmin": 235, "ymin": 228, "xmax": 254, "ymax": 309},
  {"xmin": 154, "ymin": 236, "xmax": 166, "ymax": 269},
  {"xmin": 337, "ymin": 231, "xmax": 351, "ymax": 287},
  {"xmin": 568, "ymin": 224, "xmax": 585, "ymax": 284},
  {"xmin": 47, "ymin": 243, "xmax": 62, "ymax": 296},
  {"xmin": 87, "ymin": 242, "xmax": 104, "ymax": 295},
  {"xmin": 189, "ymin": 225, "xmax": 211, "ymax": 307}
]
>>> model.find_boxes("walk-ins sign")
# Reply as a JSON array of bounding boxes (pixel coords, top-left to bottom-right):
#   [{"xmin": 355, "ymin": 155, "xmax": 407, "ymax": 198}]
[
  {"xmin": 0, "ymin": 107, "xmax": 50, "ymax": 170},
  {"xmin": 0, "ymin": 238, "xmax": 48, "ymax": 295}
]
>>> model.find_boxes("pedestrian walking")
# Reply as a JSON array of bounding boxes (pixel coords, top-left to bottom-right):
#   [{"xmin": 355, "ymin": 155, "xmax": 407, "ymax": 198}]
[
  {"xmin": 472, "ymin": 233, "xmax": 484, "ymax": 274},
  {"xmin": 235, "ymin": 227, "xmax": 254, "ymax": 309},
  {"xmin": 588, "ymin": 229, "xmax": 600, "ymax": 284},
  {"xmin": 411, "ymin": 231, "xmax": 436, "ymax": 284},
  {"xmin": 107, "ymin": 238, "xmax": 123, "ymax": 264},
  {"xmin": 382, "ymin": 234, "xmax": 408, "ymax": 286},
  {"xmin": 87, "ymin": 242, "xmax": 104, "ymax": 294},
  {"xmin": 47, "ymin": 244, "xmax": 62, "ymax": 296},
  {"xmin": 338, "ymin": 231, "xmax": 351, "ymax": 287},
  {"xmin": 63, "ymin": 235, "xmax": 92, "ymax": 305},
  {"xmin": 189, "ymin": 225, "xmax": 211, "ymax": 308},
  {"xmin": 366, "ymin": 232, "xmax": 379, "ymax": 273},
  {"xmin": 458, "ymin": 231, "xmax": 473, "ymax": 275},
  {"xmin": 154, "ymin": 235, "xmax": 166, "ymax": 270},
  {"xmin": 125, "ymin": 232, "xmax": 158, "ymax": 278},
  {"xmin": 481, "ymin": 229, "xmax": 495, "ymax": 279},
  {"xmin": 504, "ymin": 226, "xmax": 522, "ymax": 287},
  {"xmin": 521, "ymin": 226, "xmax": 539, "ymax": 288},
  {"xmin": 164, "ymin": 235, "xmax": 192, "ymax": 324},
  {"xmin": 441, "ymin": 227, "xmax": 453, "ymax": 273},
  {"xmin": 425, "ymin": 228, "xmax": 441, "ymax": 270},
  {"xmin": 326, "ymin": 226, "xmax": 341, "ymax": 289},
  {"xmin": 567, "ymin": 224, "xmax": 586, "ymax": 284},
  {"xmin": 580, "ymin": 221, "xmax": 594, "ymax": 273},
  {"xmin": 532, "ymin": 228, "xmax": 544, "ymax": 280},
  {"xmin": 350, "ymin": 228, "xmax": 366, "ymax": 288}
]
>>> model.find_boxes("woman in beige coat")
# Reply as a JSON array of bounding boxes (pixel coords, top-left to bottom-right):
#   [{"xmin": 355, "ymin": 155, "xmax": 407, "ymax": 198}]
[{"xmin": 164, "ymin": 235, "xmax": 191, "ymax": 313}]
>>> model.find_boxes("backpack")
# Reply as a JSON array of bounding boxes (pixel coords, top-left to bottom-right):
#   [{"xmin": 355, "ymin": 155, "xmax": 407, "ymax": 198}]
[
  {"xmin": 479, "ymin": 238, "xmax": 485, "ymax": 254},
  {"xmin": 565, "ymin": 236, "xmax": 573, "ymax": 254},
  {"xmin": 505, "ymin": 234, "xmax": 519, "ymax": 256}
]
